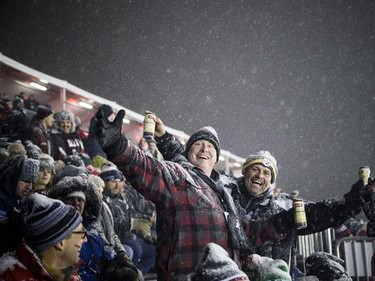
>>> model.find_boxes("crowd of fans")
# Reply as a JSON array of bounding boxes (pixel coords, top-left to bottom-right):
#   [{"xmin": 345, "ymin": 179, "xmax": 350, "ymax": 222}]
[
  {"xmin": 0, "ymin": 93, "xmax": 158, "ymax": 280},
  {"xmin": 0, "ymin": 92, "xmax": 374, "ymax": 281}
]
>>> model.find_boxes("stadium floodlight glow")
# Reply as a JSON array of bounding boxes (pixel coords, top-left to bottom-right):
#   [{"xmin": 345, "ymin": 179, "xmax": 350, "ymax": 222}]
[
  {"xmin": 39, "ymin": 78, "xmax": 48, "ymax": 84},
  {"xmin": 219, "ymin": 155, "xmax": 225, "ymax": 162},
  {"xmin": 123, "ymin": 118, "xmax": 130, "ymax": 124},
  {"xmin": 233, "ymin": 162, "xmax": 242, "ymax": 168},
  {"xmin": 78, "ymin": 101, "xmax": 93, "ymax": 109},
  {"xmin": 30, "ymin": 81, "xmax": 47, "ymax": 91}
]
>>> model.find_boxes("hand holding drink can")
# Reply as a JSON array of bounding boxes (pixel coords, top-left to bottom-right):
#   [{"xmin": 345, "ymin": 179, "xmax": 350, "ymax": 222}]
[
  {"xmin": 143, "ymin": 111, "xmax": 156, "ymax": 138},
  {"xmin": 293, "ymin": 199, "xmax": 307, "ymax": 229},
  {"xmin": 358, "ymin": 166, "xmax": 371, "ymax": 185}
]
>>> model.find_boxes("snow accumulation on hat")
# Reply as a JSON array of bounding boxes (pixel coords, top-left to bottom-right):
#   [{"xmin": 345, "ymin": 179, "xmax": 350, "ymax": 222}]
[
  {"xmin": 187, "ymin": 242, "xmax": 249, "ymax": 281},
  {"xmin": 185, "ymin": 126, "xmax": 221, "ymax": 163}
]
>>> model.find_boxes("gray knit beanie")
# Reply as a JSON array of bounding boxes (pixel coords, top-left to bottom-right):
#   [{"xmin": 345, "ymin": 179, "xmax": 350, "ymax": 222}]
[
  {"xmin": 39, "ymin": 153, "xmax": 56, "ymax": 174},
  {"xmin": 19, "ymin": 158, "xmax": 40, "ymax": 183}
]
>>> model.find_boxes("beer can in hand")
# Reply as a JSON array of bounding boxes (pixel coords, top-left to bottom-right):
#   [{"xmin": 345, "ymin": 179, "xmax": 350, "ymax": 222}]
[
  {"xmin": 143, "ymin": 112, "xmax": 156, "ymax": 137},
  {"xmin": 293, "ymin": 199, "xmax": 307, "ymax": 229},
  {"xmin": 358, "ymin": 166, "xmax": 371, "ymax": 185}
]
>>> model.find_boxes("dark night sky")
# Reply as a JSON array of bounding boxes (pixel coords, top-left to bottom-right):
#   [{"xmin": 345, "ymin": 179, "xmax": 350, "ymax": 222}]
[{"xmin": 1, "ymin": 0, "xmax": 374, "ymax": 201}]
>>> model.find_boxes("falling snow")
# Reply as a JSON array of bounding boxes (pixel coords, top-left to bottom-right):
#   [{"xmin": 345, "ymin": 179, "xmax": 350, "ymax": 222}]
[{"xmin": 0, "ymin": 0, "xmax": 374, "ymax": 201}]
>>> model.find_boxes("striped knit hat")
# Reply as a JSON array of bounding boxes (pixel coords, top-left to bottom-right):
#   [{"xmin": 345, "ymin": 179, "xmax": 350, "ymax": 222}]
[
  {"xmin": 24, "ymin": 193, "xmax": 82, "ymax": 252},
  {"xmin": 242, "ymin": 151, "xmax": 278, "ymax": 184}
]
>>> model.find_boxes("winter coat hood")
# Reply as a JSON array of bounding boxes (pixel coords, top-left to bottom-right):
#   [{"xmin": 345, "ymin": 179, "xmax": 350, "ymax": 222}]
[{"xmin": 48, "ymin": 176, "xmax": 102, "ymax": 219}]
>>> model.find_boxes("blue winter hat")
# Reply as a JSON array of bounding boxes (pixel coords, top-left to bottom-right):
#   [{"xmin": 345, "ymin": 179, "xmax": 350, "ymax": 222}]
[
  {"xmin": 24, "ymin": 193, "xmax": 82, "ymax": 252},
  {"xmin": 100, "ymin": 161, "xmax": 123, "ymax": 182},
  {"xmin": 12, "ymin": 97, "xmax": 24, "ymax": 108}
]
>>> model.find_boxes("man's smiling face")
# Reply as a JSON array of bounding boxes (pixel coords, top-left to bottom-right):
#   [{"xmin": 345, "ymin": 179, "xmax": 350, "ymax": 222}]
[
  {"xmin": 59, "ymin": 120, "xmax": 72, "ymax": 134},
  {"xmin": 187, "ymin": 140, "xmax": 217, "ymax": 176},
  {"xmin": 244, "ymin": 164, "xmax": 272, "ymax": 196}
]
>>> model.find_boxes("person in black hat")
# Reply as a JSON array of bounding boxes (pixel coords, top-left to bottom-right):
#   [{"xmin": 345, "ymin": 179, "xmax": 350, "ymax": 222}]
[
  {"xmin": 31, "ymin": 105, "xmax": 55, "ymax": 155},
  {"xmin": 0, "ymin": 192, "xmax": 86, "ymax": 280}
]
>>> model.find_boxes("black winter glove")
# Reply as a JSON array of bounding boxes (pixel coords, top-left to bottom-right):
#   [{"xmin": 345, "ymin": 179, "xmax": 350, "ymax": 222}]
[
  {"xmin": 95, "ymin": 108, "xmax": 128, "ymax": 159},
  {"xmin": 143, "ymin": 234, "xmax": 157, "ymax": 244},
  {"xmin": 117, "ymin": 251, "xmax": 133, "ymax": 266},
  {"xmin": 344, "ymin": 180, "xmax": 372, "ymax": 211},
  {"xmin": 367, "ymin": 221, "xmax": 375, "ymax": 237},
  {"xmin": 271, "ymin": 208, "xmax": 295, "ymax": 233},
  {"xmin": 362, "ymin": 195, "xmax": 375, "ymax": 221},
  {"xmin": 100, "ymin": 251, "xmax": 140, "ymax": 281}
]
